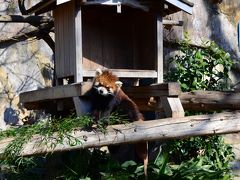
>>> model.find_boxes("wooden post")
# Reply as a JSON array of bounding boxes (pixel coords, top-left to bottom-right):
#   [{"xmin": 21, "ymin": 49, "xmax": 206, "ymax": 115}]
[
  {"xmin": 73, "ymin": 97, "xmax": 91, "ymax": 116},
  {"xmin": 72, "ymin": 1, "xmax": 86, "ymax": 115},
  {"xmin": 160, "ymin": 96, "xmax": 185, "ymax": 118},
  {"xmin": 156, "ymin": 14, "xmax": 163, "ymax": 83},
  {"xmin": 74, "ymin": 2, "xmax": 83, "ymax": 83}
]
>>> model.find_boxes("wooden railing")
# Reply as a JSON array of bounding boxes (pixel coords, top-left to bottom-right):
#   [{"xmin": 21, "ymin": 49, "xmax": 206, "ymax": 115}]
[{"xmin": 1, "ymin": 111, "xmax": 240, "ymax": 157}]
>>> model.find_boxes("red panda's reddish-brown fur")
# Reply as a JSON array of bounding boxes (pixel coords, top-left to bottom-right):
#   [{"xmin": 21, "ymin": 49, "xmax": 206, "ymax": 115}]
[
  {"xmin": 90, "ymin": 69, "xmax": 148, "ymax": 177},
  {"xmin": 94, "ymin": 70, "xmax": 119, "ymax": 92}
]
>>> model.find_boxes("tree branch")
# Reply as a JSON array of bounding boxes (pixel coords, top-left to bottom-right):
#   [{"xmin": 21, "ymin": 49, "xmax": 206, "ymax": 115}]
[
  {"xmin": 18, "ymin": 0, "xmax": 55, "ymax": 15},
  {"xmin": 0, "ymin": 15, "xmax": 53, "ymax": 25},
  {"xmin": 0, "ymin": 23, "xmax": 54, "ymax": 51}
]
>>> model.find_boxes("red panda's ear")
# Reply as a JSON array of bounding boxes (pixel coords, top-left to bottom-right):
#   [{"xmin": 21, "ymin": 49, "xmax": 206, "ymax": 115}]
[
  {"xmin": 95, "ymin": 68, "xmax": 103, "ymax": 76},
  {"xmin": 115, "ymin": 81, "xmax": 123, "ymax": 89}
]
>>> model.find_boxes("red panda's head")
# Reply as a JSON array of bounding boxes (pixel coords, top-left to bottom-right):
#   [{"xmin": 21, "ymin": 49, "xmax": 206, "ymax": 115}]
[{"xmin": 93, "ymin": 69, "xmax": 123, "ymax": 96}]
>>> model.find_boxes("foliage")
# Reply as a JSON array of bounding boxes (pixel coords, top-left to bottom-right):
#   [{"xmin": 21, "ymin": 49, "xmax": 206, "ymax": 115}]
[
  {"xmin": 0, "ymin": 113, "xmax": 128, "ymax": 178},
  {"xmin": 163, "ymin": 34, "xmax": 235, "ymax": 179},
  {"xmin": 166, "ymin": 136, "xmax": 235, "ymax": 179},
  {"xmin": 165, "ymin": 33, "xmax": 233, "ymax": 92}
]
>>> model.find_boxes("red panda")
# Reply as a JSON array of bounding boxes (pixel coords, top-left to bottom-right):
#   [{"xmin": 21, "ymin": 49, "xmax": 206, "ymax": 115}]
[{"xmin": 89, "ymin": 69, "xmax": 148, "ymax": 177}]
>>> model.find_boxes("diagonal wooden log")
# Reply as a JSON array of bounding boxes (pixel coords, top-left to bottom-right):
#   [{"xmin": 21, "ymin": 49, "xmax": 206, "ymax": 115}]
[{"xmin": 0, "ymin": 111, "xmax": 240, "ymax": 157}]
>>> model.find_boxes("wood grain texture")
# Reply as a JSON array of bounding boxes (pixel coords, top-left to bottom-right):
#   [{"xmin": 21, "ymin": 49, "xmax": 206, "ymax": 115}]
[
  {"xmin": 180, "ymin": 90, "xmax": 240, "ymax": 111},
  {"xmin": 20, "ymin": 82, "xmax": 92, "ymax": 103},
  {"xmin": 160, "ymin": 96, "xmax": 185, "ymax": 118},
  {"xmin": 19, "ymin": 82, "xmax": 180, "ymax": 105},
  {"xmin": 54, "ymin": 1, "xmax": 76, "ymax": 79},
  {"xmin": 0, "ymin": 111, "xmax": 239, "ymax": 157},
  {"xmin": 156, "ymin": 14, "xmax": 163, "ymax": 83}
]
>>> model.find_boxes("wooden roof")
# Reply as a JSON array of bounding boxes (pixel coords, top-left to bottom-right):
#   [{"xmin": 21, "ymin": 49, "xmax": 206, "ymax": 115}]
[{"xmin": 30, "ymin": 0, "xmax": 193, "ymax": 15}]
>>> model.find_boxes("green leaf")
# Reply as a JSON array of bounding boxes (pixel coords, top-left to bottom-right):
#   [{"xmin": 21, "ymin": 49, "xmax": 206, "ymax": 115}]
[{"xmin": 121, "ymin": 160, "xmax": 137, "ymax": 169}]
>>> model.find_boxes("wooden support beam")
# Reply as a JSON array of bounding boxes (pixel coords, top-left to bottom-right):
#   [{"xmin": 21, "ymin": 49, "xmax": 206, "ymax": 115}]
[
  {"xmin": 74, "ymin": 3, "xmax": 83, "ymax": 83},
  {"xmin": 160, "ymin": 96, "xmax": 184, "ymax": 118},
  {"xmin": 156, "ymin": 14, "xmax": 163, "ymax": 83},
  {"xmin": 20, "ymin": 85, "xmax": 240, "ymax": 112},
  {"xmin": 163, "ymin": 20, "xmax": 183, "ymax": 26},
  {"xmin": 125, "ymin": 82, "xmax": 181, "ymax": 98},
  {"xmin": 73, "ymin": 97, "xmax": 91, "ymax": 116},
  {"xmin": 0, "ymin": 111, "xmax": 240, "ymax": 157},
  {"xmin": 20, "ymin": 82, "xmax": 92, "ymax": 104},
  {"xmin": 19, "ymin": 82, "xmax": 180, "ymax": 109}
]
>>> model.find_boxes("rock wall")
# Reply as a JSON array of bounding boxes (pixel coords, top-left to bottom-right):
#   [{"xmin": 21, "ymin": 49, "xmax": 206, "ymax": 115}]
[
  {"xmin": 164, "ymin": 0, "xmax": 240, "ymax": 84},
  {"xmin": 0, "ymin": 0, "xmax": 53, "ymax": 129},
  {"xmin": 183, "ymin": 0, "xmax": 240, "ymax": 59}
]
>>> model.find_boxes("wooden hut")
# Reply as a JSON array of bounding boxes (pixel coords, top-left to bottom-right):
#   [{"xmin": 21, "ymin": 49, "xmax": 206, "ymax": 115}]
[
  {"xmin": 25, "ymin": 0, "xmax": 193, "ymax": 84},
  {"xmin": 20, "ymin": 0, "xmax": 193, "ymax": 116}
]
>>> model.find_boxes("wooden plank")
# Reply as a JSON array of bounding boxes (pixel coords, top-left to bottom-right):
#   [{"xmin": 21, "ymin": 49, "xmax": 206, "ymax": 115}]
[
  {"xmin": 20, "ymin": 89, "xmax": 240, "ymax": 112},
  {"xmin": 20, "ymin": 82, "xmax": 92, "ymax": 103},
  {"xmin": 19, "ymin": 82, "xmax": 180, "ymax": 111},
  {"xmin": 156, "ymin": 14, "xmax": 163, "ymax": 83},
  {"xmin": 54, "ymin": 5, "xmax": 64, "ymax": 81},
  {"xmin": 74, "ymin": 3, "xmax": 83, "ymax": 82},
  {"xmin": 125, "ymin": 83, "xmax": 181, "ymax": 98},
  {"xmin": 63, "ymin": 3, "xmax": 68, "ymax": 77},
  {"xmin": 83, "ymin": 69, "xmax": 157, "ymax": 78},
  {"xmin": 20, "ymin": 82, "xmax": 178, "ymax": 104},
  {"xmin": 0, "ymin": 111, "xmax": 240, "ymax": 157},
  {"xmin": 163, "ymin": 19, "xmax": 183, "ymax": 26},
  {"xmin": 54, "ymin": 1, "xmax": 76, "ymax": 81}
]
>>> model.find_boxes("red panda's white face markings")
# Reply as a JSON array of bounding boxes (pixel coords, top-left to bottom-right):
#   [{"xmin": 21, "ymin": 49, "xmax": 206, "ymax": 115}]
[
  {"xmin": 93, "ymin": 69, "xmax": 122, "ymax": 96},
  {"xmin": 93, "ymin": 80, "xmax": 115, "ymax": 96}
]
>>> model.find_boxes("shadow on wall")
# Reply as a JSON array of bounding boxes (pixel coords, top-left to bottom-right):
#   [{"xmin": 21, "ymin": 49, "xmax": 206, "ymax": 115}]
[
  {"xmin": 4, "ymin": 107, "xmax": 20, "ymax": 125},
  {"xmin": 202, "ymin": 0, "xmax": 238, "ymax": 58}
]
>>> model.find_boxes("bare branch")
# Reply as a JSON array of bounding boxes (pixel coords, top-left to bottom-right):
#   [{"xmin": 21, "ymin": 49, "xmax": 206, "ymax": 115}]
[
  {"xmin": 0, "ymin": 22, "xmax": 54, "ymax": 51},
  {"xmin": 0, "ymin": 15, "xmax": 53, "ymax": 25},
  {"xmin": 18, "ymin": 0, "xmax": 55, "ymax": 15}
]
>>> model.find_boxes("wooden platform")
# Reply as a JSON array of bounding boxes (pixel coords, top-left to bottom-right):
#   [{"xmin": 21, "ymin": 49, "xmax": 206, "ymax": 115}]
[
  {"xmin": 20, "ymin": 82, "xmax": 184, "ymax": 117},
  {"xmin": 20, "ymin": 82, "xmax": 92, "ymax": 104}
]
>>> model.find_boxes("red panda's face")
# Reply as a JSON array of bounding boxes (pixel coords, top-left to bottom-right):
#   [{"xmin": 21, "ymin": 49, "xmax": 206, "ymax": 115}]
[
  {"xmin": 93, "ymin": 81, "xmax": 115, "ymax": 96},
  {"xmin": 93, "ymin": 70, "xmax": 122, "ymax": 97}
]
